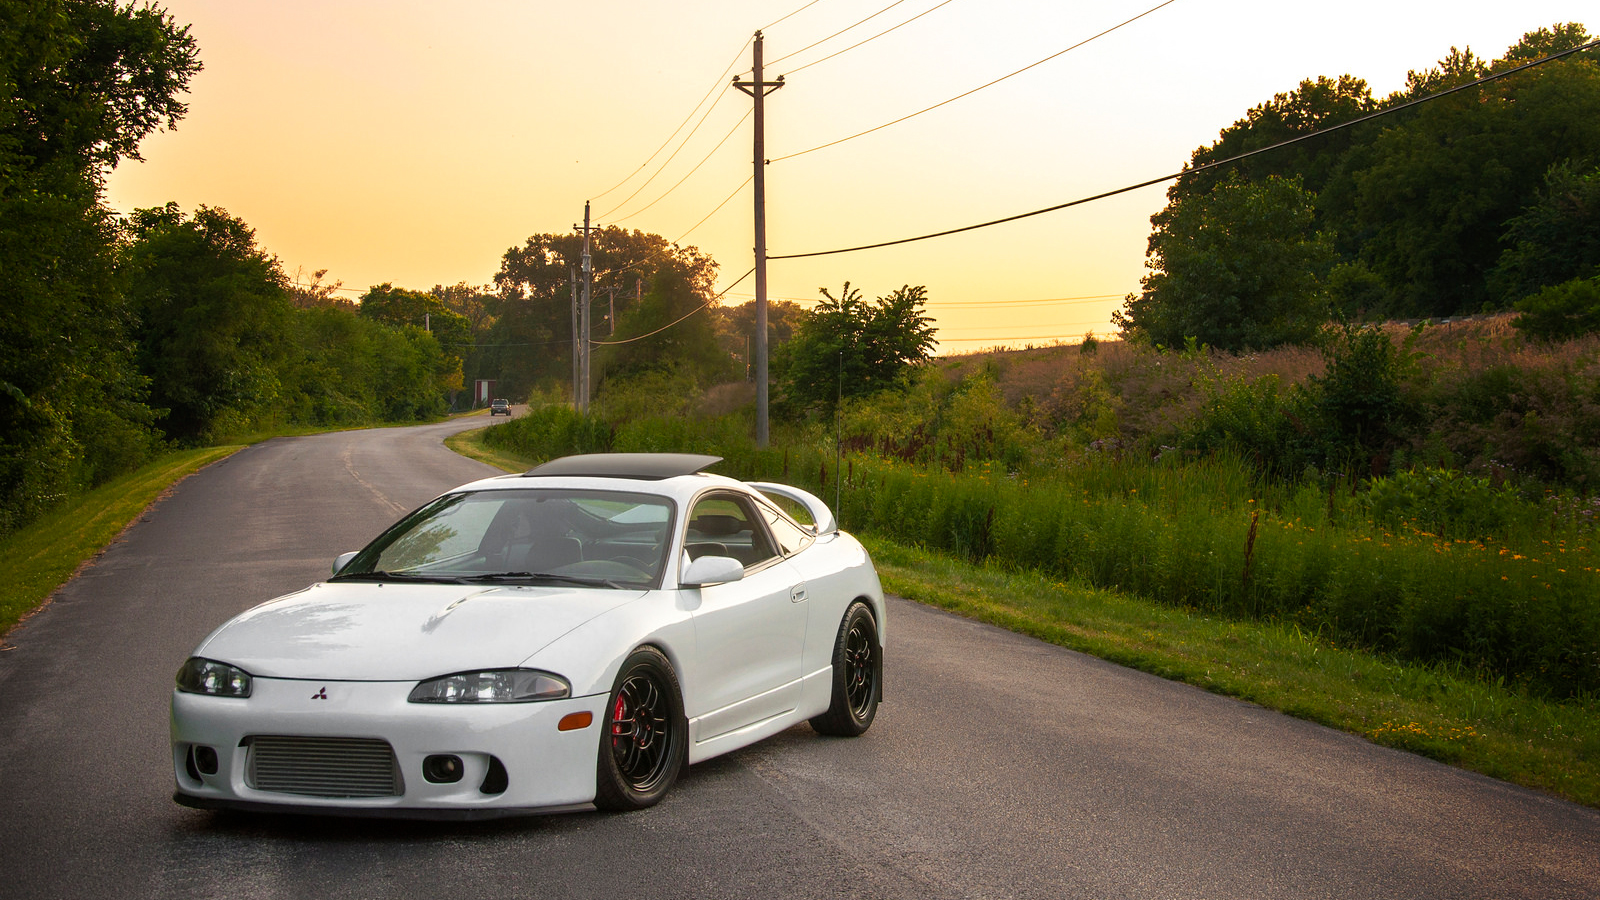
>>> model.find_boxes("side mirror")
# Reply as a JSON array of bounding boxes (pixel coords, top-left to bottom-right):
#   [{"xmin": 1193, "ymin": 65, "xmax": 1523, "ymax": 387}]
[
  {"xmin": 332, "ymin": 551, "xmax": 359, "ymax": 576},
  {"xmin": 680, "ymin": 555, "xmax": 744, "ymax": 587}
]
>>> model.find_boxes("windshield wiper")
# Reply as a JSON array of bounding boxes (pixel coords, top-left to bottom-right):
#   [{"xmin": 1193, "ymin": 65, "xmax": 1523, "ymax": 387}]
[
  {"xmin": 458, "ymin": 571, "xmax": 627, "ymax": 590},
  {"xmin": 331, "ymin": 570, "xmax": 462, "ymax": 583}
]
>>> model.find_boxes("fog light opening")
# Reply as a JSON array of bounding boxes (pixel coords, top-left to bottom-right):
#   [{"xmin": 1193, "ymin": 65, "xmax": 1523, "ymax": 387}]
[
  {"xmin": 422, "ymin": 754, "xmax": 465, "ymax": 784},
  {"xmin": 480, "ymin": 756, "xmax": 509, "ymax": 795},
  {"xmin": 191, "ymin": 745, "xmax": 219, "ymax": 776}
]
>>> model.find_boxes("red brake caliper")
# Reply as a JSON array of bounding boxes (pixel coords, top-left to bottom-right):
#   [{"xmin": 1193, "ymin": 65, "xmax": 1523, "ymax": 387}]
[{"xmin": 612, "ymin": 694, "xmax": 627, "ymax": 743}]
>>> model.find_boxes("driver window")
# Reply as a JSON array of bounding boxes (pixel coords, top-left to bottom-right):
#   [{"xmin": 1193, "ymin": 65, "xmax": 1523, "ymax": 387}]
[{"xmin": 685, "ymin": 495, "xmax": 778, "ymax": 569}]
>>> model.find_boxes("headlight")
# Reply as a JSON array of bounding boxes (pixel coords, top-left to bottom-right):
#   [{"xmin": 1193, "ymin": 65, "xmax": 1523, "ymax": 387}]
[
  {"xmin": 408, "ymin": 669, "xmax": 571, "ymax": 703},
  {"xmin": 176, "ymin": 657, "xmax": 253, "ymax": 698}
]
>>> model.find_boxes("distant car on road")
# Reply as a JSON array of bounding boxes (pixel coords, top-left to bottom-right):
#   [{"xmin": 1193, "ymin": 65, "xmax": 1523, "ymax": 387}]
[
  {"xmin": 489, "ymin": 399, "xmax": 511, "ymax": 416},
  {"xmin": 169, "ymin": 453, "xmax": 885, "ymax": 818}
]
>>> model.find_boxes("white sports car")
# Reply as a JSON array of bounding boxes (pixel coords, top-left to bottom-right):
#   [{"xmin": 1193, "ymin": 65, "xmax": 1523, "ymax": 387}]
[{"xmin": 170, "ymin": 453, "xmax": 885, "ymax": 818}]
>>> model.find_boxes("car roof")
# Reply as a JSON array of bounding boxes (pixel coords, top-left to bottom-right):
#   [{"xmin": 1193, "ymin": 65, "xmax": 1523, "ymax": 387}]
[{"xmin": 522, "ymin": 453, "xmax": 723, "ymax": 481}]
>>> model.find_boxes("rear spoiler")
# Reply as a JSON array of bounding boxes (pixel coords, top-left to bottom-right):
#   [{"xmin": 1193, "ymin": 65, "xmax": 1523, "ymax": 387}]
[{"xmin": 748, "ymin": 482, "xmax": 837, "ymax": 536}]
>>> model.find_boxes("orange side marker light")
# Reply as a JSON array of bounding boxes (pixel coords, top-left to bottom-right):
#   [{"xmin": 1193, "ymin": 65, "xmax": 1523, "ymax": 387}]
[{"xmin": 558, "ymin": 711, "xmax": 593, "ymax": 731}]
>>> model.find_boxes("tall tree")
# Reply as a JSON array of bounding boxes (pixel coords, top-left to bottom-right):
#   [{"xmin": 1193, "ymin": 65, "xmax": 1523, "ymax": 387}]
[
  {"xmin": 0, "ymin": 0, "xmax": 199, "ymax": 531},
  {"xmin": 1352, "ymin": 26, "xmax": 1600, "ymax": 316},
  {"xmin": 1488, "ymin": 160, "xmax": 1600, "ymax": 305},
  {"xmin": 123, "ymin": 204, "xmax": 294, "ymax": 442},
  {"xmin": 1117, "ymin": 175, "xmax": 1334, "ymax": 351},
  {"xmin": 595, "ymin": 270, "xmax": 733, "ymax": 386},
  {"xmin": 487, "ymin": 228, "xmax": 717, "ymax": 397}
]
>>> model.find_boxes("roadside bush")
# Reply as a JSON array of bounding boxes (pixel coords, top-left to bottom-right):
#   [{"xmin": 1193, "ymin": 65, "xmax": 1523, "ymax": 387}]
[
  {"xmin": 1359, "ymin": 467, "xmax": 1533, "ymax": 540},
  {"xmin": 482, "ymin": 405, "xmax": 614, "ymax": 459},
  {"xmin": 1176, "ymin": 371, "xmax": 1316, "ymax": 478},
  {"xmin": 1513, "ymin": 277, "xmax": 1600, "ymax": 342}
]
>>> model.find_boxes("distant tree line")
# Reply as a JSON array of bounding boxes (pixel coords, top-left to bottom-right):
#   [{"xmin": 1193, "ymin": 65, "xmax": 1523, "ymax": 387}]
[{"xmin": 1116, "ymin": 24, "xmax": 1600, "ymax": 350}]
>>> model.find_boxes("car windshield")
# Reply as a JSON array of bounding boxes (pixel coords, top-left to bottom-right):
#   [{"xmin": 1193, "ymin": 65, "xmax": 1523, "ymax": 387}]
[{"xmin": 333, "ymin": 488, "xmax": 674, "ymax": 589}]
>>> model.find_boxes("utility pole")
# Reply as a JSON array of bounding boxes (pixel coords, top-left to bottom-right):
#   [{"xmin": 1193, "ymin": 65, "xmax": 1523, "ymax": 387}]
[
  {"xmin": 608, "ymin": 285, "xmax": 616, "ymax": 336},
  {"xmin": 734, "ymin": 31, "xmax": 783, "ymax": 447},
  {"xmin": 570, "ymin": 268, "xmax": 580, "ymax": 407},
  {"xmin": 579, "ymin": 201, "xmax": 594, "ymax": 413}
]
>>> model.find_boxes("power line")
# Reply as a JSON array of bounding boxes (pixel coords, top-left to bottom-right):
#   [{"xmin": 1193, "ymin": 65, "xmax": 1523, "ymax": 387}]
[
  {"xmin": 937, "ymin": 332, "xmax": 1097, "ymax": 343},
  {"xmin": 940, "ymin": 320, "xmax": 1110, "ymax": 333},
  {"xmin": 589, "ymin": 267, "xmax": 756, "ymax": 346},
  {"xmin": 770, "ymin": 0, "xmax": 1181, "ymax": 163},
  {"xmin": 930, "ymin": 293, "xmax": 1124, "ymax": 308},
  {"xmin": 598, "ymin": 87, "xmax": 743, "ymax": 220},
  {"xmin": 590, "ymin": 40, "xmax": 750, "ymax": 205},
  {"xmin": 609, "ymin": 110, "xmax": 752, "ymax": 225},
  {"xmin": 770, "ymin": 37, "xmax": 1600, "ymax": 261},
  {"xmin": 762, "ymin": 0, "xmax": 827, "ymax": 32},
  {"xmin": 779, "ymin": 0, "xmax": 960, "ymax": 77},
  {"xmin": 672, "ymin": 175, "xmax": 753, "ymax": 244},
  {"xmin": 767, "ymin": 0, "xmax": 912, "ymax": 68}
]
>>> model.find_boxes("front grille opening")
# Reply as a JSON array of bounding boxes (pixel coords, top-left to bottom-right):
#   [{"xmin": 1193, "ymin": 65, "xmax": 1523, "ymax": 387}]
[
  {"xmin": 480, "ymin": 755, "xmax": 509, "ymax": 794},
  {"xmin": 245, "ymin": 735, "xmax": 403, "ymax": 798}
]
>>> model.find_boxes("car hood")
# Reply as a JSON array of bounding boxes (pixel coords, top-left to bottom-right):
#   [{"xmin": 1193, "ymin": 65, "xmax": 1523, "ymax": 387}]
[{"xmin": 194, "ymin": 581, "xmax": 647, "ymax": 681}]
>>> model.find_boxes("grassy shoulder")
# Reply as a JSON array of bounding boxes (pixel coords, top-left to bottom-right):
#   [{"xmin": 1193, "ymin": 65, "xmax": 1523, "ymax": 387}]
[
  {"xmin": 444, "ymin": 425, "xmax": 530, "ymax": 472},
  {"xmin": 867, "ymin": 538, "xmax": 1600, "ymax": 808},
  {"xmin": 450, "ymin": 424, "xmax": 1599, "ymax": 807},
  {"xmin": 0, "ymin": 445, "xmax": 240, "ymax": 638}
]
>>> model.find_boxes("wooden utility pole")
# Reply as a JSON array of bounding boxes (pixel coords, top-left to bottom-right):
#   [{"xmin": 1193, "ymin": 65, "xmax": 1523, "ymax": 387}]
[
  {"xmin": 569, "ymin": 268, "xmax": 580, "ymax": 407},
  {"xmin": 579, "ymin": 201, "xmax": 594, "ymax": 413},
  {"xmin": 734, "ymin": 32, "xmax": 783, "ymax": 446}
]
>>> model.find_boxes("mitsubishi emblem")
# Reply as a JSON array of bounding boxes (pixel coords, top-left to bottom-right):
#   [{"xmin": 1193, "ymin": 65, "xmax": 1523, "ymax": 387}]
[{"xmin": 311, "ymin": 687, "xmax": 328, "ymax": 700}]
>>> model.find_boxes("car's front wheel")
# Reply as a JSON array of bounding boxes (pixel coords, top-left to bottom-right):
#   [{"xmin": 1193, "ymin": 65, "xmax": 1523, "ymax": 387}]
[
  {"xmin": 810, "ymin": 602, "xmax": 881, "ymax": 736},
  {"xmin": 594, "ymin": 646, "xmax": 686, "ymax": 811}
]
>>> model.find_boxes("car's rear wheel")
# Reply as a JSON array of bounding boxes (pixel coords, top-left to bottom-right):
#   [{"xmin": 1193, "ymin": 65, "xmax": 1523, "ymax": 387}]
[
  {"xmin": 594, "ymin": 647, "xmax": 686, "ymax": 811},
  {"xmin": 810, "ymin": 602, "xmax": 881, "ymax": 736}
]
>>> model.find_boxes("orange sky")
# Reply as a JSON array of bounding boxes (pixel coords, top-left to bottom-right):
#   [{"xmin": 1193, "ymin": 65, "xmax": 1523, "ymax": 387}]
[{"xmin": 103, "ymin": 1, "xmax": 1594, "ymax": 353}]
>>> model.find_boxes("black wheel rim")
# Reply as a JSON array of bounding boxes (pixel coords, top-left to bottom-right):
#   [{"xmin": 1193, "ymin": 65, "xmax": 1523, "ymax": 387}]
[
  {"xmin": 610, "ymin": 670, "xmax": 673, "ymax": 791},
  {"xmin": 843, "ymin": 616, "xmax": 877, "ymax": 719}
]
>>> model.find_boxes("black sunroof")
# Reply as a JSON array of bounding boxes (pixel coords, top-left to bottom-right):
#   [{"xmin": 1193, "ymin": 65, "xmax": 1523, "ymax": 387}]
[{"xmin": 522, "ymin": 453, "xmax": 723, "ymax": 480}]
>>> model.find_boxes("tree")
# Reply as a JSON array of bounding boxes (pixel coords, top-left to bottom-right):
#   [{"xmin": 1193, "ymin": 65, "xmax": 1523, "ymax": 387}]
[
  {"xmin": 0, "ymin": 0, "xmax": 199, "ymax": 531},
  {"xmin": 777, "ymin": 283, "xmax": 937, "ymax": 417},
  {"xmin": 1116, "ymin": 175, "xmax": 1334, "ymax": 351},
  {"xmin": 1489, "ymin": 160, "xmax": 1600, "ymax": 305},
  {"xmin": 287, "ymin": 267, "xmax": 351, "ymax": 310},
  {"xmin": 1511, "ymin": 277, "xmax": 1600, "ymax": 341},
  {"xmin": 595, "ymin": 270, "xmax": 733, "ymax": 389},
  {"xmin": 711, "ymin": 299, "xmax": 807, "ymax": 377},
  {"xmin": 1173, "ymin": 75, "xmax": 1378, "ymax": 204},
  {"xmin": 488, "ymin": 228, "xmax": 718, "ymax": 397},
  {"xmin": 1351, "ymin": 26, "xmax": 1600, "ymax": 316},
  {"xmin": 123, "ymin": 204, "xmax": 295, "ymax": 442}
]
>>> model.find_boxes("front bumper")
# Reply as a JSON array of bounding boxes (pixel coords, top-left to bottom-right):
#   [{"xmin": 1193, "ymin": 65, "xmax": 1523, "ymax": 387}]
[{"xmin": 171, "ymin": 677, "xmax": 608, "ymax": 818}]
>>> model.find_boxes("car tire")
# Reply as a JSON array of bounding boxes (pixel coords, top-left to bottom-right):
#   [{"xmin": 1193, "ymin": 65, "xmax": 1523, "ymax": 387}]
[
  {"xmin": 594, "ymin": 646, "xmax": 687, "ymax": 811},
  {"xmin": 809, "ymin": 602, "xmax": 881, "ymax": 737}
]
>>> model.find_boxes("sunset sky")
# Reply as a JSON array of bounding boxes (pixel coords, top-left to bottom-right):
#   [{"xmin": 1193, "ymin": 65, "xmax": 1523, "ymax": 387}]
[{"xmin": 103, "ymin": 0, "xmax": 1594, "ymax": 353}]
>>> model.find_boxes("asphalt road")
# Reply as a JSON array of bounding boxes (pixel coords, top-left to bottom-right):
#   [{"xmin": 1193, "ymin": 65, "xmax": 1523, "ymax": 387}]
[{"xmin": 2, "ymin": 415, "xmax": 1597, "ymax": 900}]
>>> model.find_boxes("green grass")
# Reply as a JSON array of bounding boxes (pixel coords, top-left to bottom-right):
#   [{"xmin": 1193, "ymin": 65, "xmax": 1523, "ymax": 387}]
[
  {"xmin": 444, "ymin": 425, "xmax": 533, "ymax": 473},
  {"xmin": 866, "ymin": 538, "xmax": 1600, "ymax": 808},
  {"xmin": 451, "ymin": 425, "xmax": 1600, "ymax": 808},
  {"xmin": 0, "ymin": 446, "xmax": 240, "ymax": 637}
]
